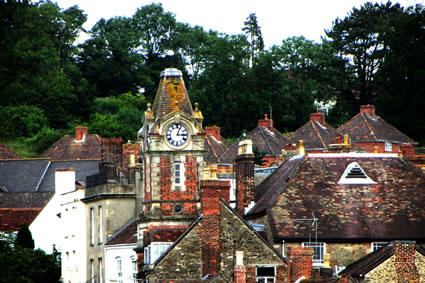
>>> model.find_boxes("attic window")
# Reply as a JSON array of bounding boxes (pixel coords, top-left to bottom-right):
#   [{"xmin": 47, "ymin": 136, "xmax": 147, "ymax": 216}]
[{"xmin": 338, "ymin": 162, "xmax": 376, "ymax": 185}]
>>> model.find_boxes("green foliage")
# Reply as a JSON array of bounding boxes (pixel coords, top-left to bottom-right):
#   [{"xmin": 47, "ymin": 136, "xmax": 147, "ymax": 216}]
[
  {"xmin": 0, "ymin": 244, "xmax": 60, "ymax": 283},
  {"xmin": 243, "ymin": 13, "xmax": 264, "ymax": 66},
  {"xmin": 0, "ymin": 105, "xmax": 48, "ymax": 138},
  {"xmin": 253, "ymin": 146, "xmax": 266, "ymax": 166},
  {"xmin": 14, "ymin": 223, "xmax": 34, "ymax": 249}
]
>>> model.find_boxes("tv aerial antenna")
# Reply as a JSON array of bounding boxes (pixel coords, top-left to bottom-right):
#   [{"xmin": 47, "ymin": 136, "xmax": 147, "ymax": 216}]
[{"xmin": 293, "ymin": 212, "xmax": 319, "ymax": 243}]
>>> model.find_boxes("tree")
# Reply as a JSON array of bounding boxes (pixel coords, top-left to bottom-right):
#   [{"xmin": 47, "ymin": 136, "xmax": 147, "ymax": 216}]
[
  {"xmin": 14, "ymin": 223, "xmax": 34, "ymax": 249},
  {"xmin": 243, "ymin": 13, "xmax": 264, "ymax": 67},
  {"xmin": 325, "ymin": 2, "xmax": 405, "ymax": 108}
]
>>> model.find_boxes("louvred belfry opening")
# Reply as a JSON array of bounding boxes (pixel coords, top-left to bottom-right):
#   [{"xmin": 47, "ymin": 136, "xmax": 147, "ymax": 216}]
[{"xmin": 338, "ymin": 162, "xmax": 376, "ymax": 184}]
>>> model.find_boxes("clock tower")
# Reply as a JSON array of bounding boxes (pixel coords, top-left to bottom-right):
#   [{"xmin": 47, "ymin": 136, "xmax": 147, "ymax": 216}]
[{"xmin": 137, "ymin": 68, "xmax": 205, "ymax": 260}]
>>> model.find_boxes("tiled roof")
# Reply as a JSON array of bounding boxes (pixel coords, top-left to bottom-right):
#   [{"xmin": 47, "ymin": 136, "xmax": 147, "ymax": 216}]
[
  {"xmin": 220, "ymin": 127, "xmax": 289, "ymax": 164},
  {"xmin": 204, "ymin": 135, "xmax": 231, "ymax": 164},
  {"xmin": 289, "ymin": 121, "xmax": 342, "ymax": 150},
  {"xmin": 37, "ymin": 160, "xmax": 99, "ymax": 192},
  {"xmin": 0, "ymin": 159, "xmax": 50, "ymax": 192},
  {"xmin": 338, "ymin": 112, "xmax": 415, "ymax": 144},
  {"xmin": 106, "ymin": 218, "xmax": 138, "ymax": 245},
  {"xmin": 340, "ymin": 242, "xmax": 425, "ymax": 277},
  {"xmin": 152, "ymin": 68, "xmax": 193, "ymax": 119},
  {"xmin": 248, "ymin": 153, "xmax": 425, "ymax": 241},
  {"xmin": 0, "ymin": 207, "xmax": 43, "ymax": 232},
  {"xmin": 0, "ymin": 192, "xmax": 53, "ymax": 208},
  {"xmin": 0, "ymin": 191, "xmax": 53, "ymax": 231},
  {"xmin": 0, "ymin": 159, "xmax": 99, "ymax": 192},
  {"xmin": 39, "ymin": 135, "xmax": 101, "ymax": 160},
  {"xmin": 0, "ymin": 143, "xmax": 21, "ymax": 159}
]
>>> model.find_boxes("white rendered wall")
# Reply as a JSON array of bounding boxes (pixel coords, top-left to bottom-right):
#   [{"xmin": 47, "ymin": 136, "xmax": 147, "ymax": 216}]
[
  {"xmin": 61, "ymin": 188, "xmax": 87, "ymax": 283},
  {"xmin": 105, "ymin": 245, "xmax": 137, "ymax": 283}
]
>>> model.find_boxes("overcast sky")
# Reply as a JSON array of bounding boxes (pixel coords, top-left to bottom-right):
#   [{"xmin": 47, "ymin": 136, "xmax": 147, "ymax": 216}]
[{"xmin": 55, "ymin": 0, "xmax": 423, "ymax": 47}]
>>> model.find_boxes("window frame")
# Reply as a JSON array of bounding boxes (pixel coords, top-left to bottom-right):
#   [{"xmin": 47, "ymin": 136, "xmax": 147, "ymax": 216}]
[
  {"xmin": 256, "ymin": 266, "xmax": 276, "ymax": 282},
  {"xmin": 371, "ymin": 242, "xmax": 389, "ymax": 252},
  {"xmin": 302, "ymin": 242, "xmax": 326, "ymax": 267}
]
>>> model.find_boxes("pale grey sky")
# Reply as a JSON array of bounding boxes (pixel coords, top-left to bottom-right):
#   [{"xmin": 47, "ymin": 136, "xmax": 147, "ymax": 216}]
[{"xmin": 55, "ymin": 0, "xmax": 423, "ymax": 47}]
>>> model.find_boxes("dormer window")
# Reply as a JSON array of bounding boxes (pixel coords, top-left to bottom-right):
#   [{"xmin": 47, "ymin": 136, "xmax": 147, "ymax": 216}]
[
  {"xmin": 385, "ymin": 141, "xmax": 392, "ymax": 152},
  {"xmin": 338, "ymin": 162, "xmax": 376, "ymax": 185}
]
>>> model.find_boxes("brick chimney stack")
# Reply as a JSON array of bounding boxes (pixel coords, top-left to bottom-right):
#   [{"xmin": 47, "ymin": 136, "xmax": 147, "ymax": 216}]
[
  {"xmin": 235, "ymin": 139, "xmax": 255, "ymax": 216},
  {"xmin": 75, "ymin": 126, "xmax": 88, "ymax": 142},
  {"xmin": 234, "ymin": 251, "xmax": 246, "ymax": 283},
  {"xmin": 205, "ymin": 125, "xmax": 221, "ymax": 141},
  {"xmin": 287, "ymin": 247, "xmax": 313, "ymax": 283},
  {"xmin": 258, "ymin": 114, "xmax": 274, "ymax": 132},
  {"xmin": 393, "ymin": 241, "xmax": 420, "ymax": 282},
  {"xmin": 199, "ymin": 179, "xmax": 231, "ymax": 277},
  {"xmin": 310, "ymin": 112, "xmax": 326, "ymax": 126},
  {"xmin": 360, "ymin": 104, "xmax": 376, "ymax": 117}
]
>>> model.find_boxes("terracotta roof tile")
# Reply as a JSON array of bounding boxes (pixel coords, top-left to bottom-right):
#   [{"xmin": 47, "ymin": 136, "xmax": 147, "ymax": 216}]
[
  {"xmin": 40, "ymin": 135, "xmax": 102, "ymax": 160},
  {"xmin": 106, "ymin": 218, "xmax": 138, "ymax": 245},
  {"xmin": 0, "ymin": 143, "xmax": 21, "ymax": 160},
  {"xmin": 289, "ymin": 121, "xmax": 342, "ymax": 150},
  {"xmin": 204, "ymin": 135, "xmax": 231, "ymax": 164},
  {"xmin": 220, "ymin": 127, "xmax": 289, "ymax": 164},
  {"xmin": 338, "ymin": 112, "xmax": 415, "ymax": 144},
  {"xmin": 0, "ymin": 208, "xmax": 42, "ymax": 231}
]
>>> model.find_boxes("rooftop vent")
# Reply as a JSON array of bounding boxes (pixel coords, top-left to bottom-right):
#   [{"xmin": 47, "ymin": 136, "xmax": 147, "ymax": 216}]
[{"xmin": 338, "ymin": 162, "xmax": 376, "ymax": 185}]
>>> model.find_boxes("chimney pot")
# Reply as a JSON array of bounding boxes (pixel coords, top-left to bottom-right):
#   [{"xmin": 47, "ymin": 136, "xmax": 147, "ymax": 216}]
[
  {"xmin": 258, "ymin": 114, "xmax": 274, "ymax": 131},
  {"xmin": 75, "ymin": 126, "xmax": 88, "ymax": 142},
  {"xmin": 309, "ymin": 113, "xmax": 326, "ymax": 126},
  {"xmin": 360, "ymin": 104, "xmax": 376, "ymax": 117}
]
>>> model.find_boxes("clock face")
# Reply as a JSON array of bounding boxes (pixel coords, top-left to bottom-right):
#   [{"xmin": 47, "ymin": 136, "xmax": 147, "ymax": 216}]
[{"xmin": 166, "ymin": 123, "xmax": 189, "ymax": 147}]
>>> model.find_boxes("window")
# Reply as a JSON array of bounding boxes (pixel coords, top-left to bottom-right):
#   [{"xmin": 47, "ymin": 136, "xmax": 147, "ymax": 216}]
[
  {"xmin": 98, "ymin": 257, "xmax": 103, "ymax": 283},
  {"xmin": 90, "ymin": 207, "xmax": 95, "ymax": 245},
  {"xmin": 131, "ymin": 256, "xmax": 138, "ymax": 282},
  {"xmin": 144, "ymin": 242, "xmax": 173, "ymax": 264},
  {"xmin": 302, "ymin": 242, "xmax": 325, "ymax": 266},
  {"xmin": 116, "ymin": 256, "xmax": 123, "ymax": 283},
  {"xmin": 90, "ymin": 259, "xmax": 94, "ymax": 283},
  {"xmin": 174, "ymin": 161, "xmax": 182, "ymax": 190},
  {"xmin": 256, "ymin": 266, "xmax": 275, "ymax": 282},
  {"xmin": 385, "ymin": 141, "xmax": 392, "ymax": 152},
  {"xmin": 371, "ymin": 242, "xmax": 389, "ymax": 252},
  {"xmin": 98, "ymin": 206, "xmax": 103, "ymax": 244}
]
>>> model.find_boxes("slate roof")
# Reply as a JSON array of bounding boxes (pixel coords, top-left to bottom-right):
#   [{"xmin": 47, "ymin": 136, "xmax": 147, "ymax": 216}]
[
  {"xmin": 289, "ymin": 120, "xmax": 342, "ymax": 150},
  {"xmin": 340, "ymin": 242, "xmax": 425, "ymax": 277},
  {"xmin": 337, "ymin": 111, "xmax": 415, "ymax": 144},
  {"xmin": 40, "ymin": 134, "xmax": 101, "ymax": 160},
  {"xmin": 0, "ymin": 159, "xmax": 99, "ymax": 192},
  {"xmin": 0, "ymin": 192, "xmax": 53, "ymax": 208},
  {"xmin": 204, "ymin": 134, "xmax": 231, "ymax": 164},
  {"xmin": 0, "ymin": 192, "xmax": 54, "ymax": 231},
  {"xmin": 106, "ymin": 218, "xmax": 138, "ymax": 245},
  {"xmin": 0, "ymin": 143, "xmax": 21, "ymax": 159},
  {"xmin": 220, "ymin": 127, "xmax": 289, "ymax": 164},
  {"xmin": 247, "ymin": 153, "xmax": 425, "ymax": 241},
  {"xmin": 152, "ymin": 68, "xmax": 193, "ymax": 119},
  {"xmin": 0, "ymin": 159, "xmax": 50, "ymax": 192}
]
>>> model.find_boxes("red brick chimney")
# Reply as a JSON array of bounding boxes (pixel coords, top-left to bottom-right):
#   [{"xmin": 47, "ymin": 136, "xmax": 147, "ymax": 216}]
[
  {"xmin": 394, "ymin": 241, "xmax": 419, "ymax": 282},
  {"xmin": 287, "ymin": 247, "xmax": 313, "ymax": 283},
  {"xmin": 310, "ymin": 112, "xmax": 326, "ymax": 126},
  {"xmin": 199, "ymin": 179, "xmax": 231, "ymax": 277},
  {"xmin": 75, "ymin": 126, "xmax": 88, "ymax": 142},
  {"xmin": 258, "ymin": 114, "xmax": 274, "ymax": 132},
  {"xmin": 100, "ymin": 138, "xmax": 123, "ymax": 181},
  {"xmin": 401, "ymin": 143, "xmax": 415, "ymax": 157},
  {"xmin": 205, "ymin": 125, "xmax": 221, "ymax": 141},
  {"xmin": 122, "ymin": 142, "xmax": 140, "ymax": 182},
  {"xmin": 235, "ymin": 139, "xmax": 255, "ymax": 216},
  {"xmin": 360, "ymin": 104, "xmax": 376, "ymax": 117},
  {"xmin": 234, "ymin": 251, "xmax": 246, "ymax": 283}
]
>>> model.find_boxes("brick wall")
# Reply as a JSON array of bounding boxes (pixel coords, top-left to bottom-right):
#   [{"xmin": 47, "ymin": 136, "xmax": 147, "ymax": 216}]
[
  {"xmin": 394, "ymin": 242, "xmax": 420, "ymax": 282},
  {"xmin": 258, "ymin": 114, "xmax": 274, "ymax": 132},
  {"xmin": 287, "ymin": 247, "xmax": 313, "ymax": 282},
  {"xmin": 235, "ymin": 153, "xmax": 255, "ymax": 216}
]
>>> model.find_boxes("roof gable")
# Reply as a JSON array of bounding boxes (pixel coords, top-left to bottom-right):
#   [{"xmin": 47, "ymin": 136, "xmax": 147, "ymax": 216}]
[
  {"xmin": 338, "ymin": 162, "xmax": 377, "ymax": 185},
  {"xmin": 40, "ymin": 135, "xmax": 101, "ymax": 160},
  {"xmin": 204, "ymin": 135, "xmax": 231, "ymax": 164},
  {"xmin": 289, "ymin": 121, "xmax": 342, "ymax": 150},
  {"xmin": 106, "ymin": 218, "xmax": 138, "ymax": 245},
  {"xmin": 338, "ymin": 112, "xmax": 415, "ymax": 144},
  {"xmin": 0, "ymin": 143, "xmax": 21, "ymax": 160}
]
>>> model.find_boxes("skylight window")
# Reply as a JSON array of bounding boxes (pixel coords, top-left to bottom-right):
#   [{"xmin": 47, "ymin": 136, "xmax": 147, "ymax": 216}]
[{"xmin": 338, "ymin": 162, "xmax": 376, "ymax": 185}]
